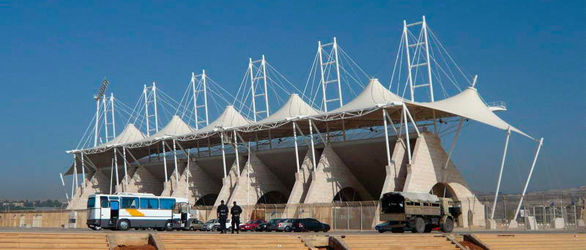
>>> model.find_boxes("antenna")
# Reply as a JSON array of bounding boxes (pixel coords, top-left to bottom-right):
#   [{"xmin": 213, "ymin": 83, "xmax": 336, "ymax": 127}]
[
  {"xmin": 143, "ymin": 82, "xmax": 159, "ymax": 136},
  {"xmin": 403, "ymin": 16, "xmax": 435, "ymax": 102},
  {"xmin": 249, "ymin": 55, "xmax": 270, "ymax": 121},
  {"xmin": 192, "ymin": 70, "xmax": 209, "ymax": 129},
  {"xmin": 318, "ymin": 37, "xmax": 343, "ymax": 112}
]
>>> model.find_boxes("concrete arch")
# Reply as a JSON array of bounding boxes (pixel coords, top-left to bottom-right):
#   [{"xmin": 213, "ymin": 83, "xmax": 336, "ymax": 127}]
[
  {"xmin": 333, "ymin": 187, "xmax": 363, "ymax": 202},
  {"xmin": 257, "ymin": 191, "xmax": 288, "ymax": 204},
  {"xmin": 195, "ymin": 194, "xmax": 219, "ymax": 206},
  {"xmin": 428, "ymin": 182, "xmax": 484, "ymax": 228}
]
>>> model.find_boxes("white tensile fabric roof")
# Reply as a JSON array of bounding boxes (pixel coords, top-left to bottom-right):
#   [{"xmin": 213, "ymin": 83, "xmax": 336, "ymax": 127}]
[
  {"xmin": 69, "ymin": 78, "xmax": 534, "ymax": 170},
  {"xmin": 103, "ymin": 123, "xmax": 145, "ymax": 146},
  {"xmin": 147, "ymin": 115, "xmax": 194, "ymax": 140},
  {"xmin": 257, "ymin": 94, "xmax": 321, "ymax": 124},
  {"xmin": 410, "ymin": 87, "xmax": 532, "ymax": 139},
  {"xmin": 330, "ymin": 78, "xmax": 404, "ymax": 114},
  {"xmin": 197, "ymin": 105, "xmax": 252, "ymax": 133}
]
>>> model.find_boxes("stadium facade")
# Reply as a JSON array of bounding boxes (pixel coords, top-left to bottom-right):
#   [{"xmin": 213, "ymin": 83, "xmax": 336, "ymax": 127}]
[{"xmin": 63, "ymin": 17, "xmax": 543, "ymax": 228}]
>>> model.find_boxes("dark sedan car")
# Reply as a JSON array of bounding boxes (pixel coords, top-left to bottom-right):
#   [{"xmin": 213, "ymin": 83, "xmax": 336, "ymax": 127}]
[
  {"xmin": 292, "ymin": 218, "xmax": 330, "ymax": 232},
  {"xmin": 257, "ymin": 218, "xmax": 286, "ymax": 232}
]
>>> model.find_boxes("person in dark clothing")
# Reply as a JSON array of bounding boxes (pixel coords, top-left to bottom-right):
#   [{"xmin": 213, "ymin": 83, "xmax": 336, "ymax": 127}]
[
  {"xmin": 217, "ymin": 200, "xmax": 228, "ymax": 234},
  {"xmin": 230, "ymin": 201, "xmax": 243, "ymax": 234}
]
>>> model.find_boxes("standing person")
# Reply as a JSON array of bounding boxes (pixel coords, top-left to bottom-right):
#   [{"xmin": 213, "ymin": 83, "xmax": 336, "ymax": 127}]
[
  {"xmin": 231, "ymin": 201, "xmax": 242, "ymax": 234},
  {"xmin": 217, "ymin": 200, "xmax": 228, "ymax": 234}
]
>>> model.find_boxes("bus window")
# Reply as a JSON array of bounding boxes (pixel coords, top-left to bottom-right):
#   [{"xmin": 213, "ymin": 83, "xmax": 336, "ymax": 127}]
[
  {"xmin": 140, "ymin": 198, "xmax": 159, "ymax": 209},
  {"xmin": 160, "ymin": 198, "xmax": 175, "ymax": 210},
  {"xmin": 121, "ymin": 197, "xmax": 139, "ymax": 209},
  {"xmin": 100, "ymin": 197, "xmax": 109, "ymax": 208},
  {"xmin": 87, "ymin": 197, "xmax": 96, "ymax": 208}
]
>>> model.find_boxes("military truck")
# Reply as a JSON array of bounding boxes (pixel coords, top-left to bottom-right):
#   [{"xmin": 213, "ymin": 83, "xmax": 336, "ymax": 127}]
[{"xmin": 376, "ymin": 192, "xmax": 461, "ymax": 233}]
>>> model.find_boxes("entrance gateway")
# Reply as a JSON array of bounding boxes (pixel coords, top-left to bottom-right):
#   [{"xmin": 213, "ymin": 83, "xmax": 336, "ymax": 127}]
[{"xmin": 86, "ymin": 192, "xmax": 190, "ymax": 231}]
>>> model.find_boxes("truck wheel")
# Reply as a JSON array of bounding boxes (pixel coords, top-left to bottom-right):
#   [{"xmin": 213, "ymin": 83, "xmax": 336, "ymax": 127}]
[
  {"xmin": 411, "ymin": 217, "xmax": 425, "ymax": 233},
  {"xmin": 440, "ymin": 216, "xmax": 454, "ymax": 233}
]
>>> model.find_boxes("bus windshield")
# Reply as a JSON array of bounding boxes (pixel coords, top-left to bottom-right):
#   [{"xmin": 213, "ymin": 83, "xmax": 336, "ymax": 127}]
[{"xmin": 87, "ymin": 197, "xmax": 96, "ymax": 208}]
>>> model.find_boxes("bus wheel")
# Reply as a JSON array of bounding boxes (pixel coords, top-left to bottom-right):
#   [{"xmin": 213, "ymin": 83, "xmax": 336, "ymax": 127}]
[
  {"xmin": 165, "ymin": 221, "xmax": 174, "ymax": 231},
  {"xmin": 440, "ymin": 216, "xmax": 454, "ymax": 233},
  {"xmin": 412, "ymin": 217, "xmax": 425, "ymax": 233},
  {"xmin": 117, "ymin": 220, "xmax": 130, "ymax": 231}
]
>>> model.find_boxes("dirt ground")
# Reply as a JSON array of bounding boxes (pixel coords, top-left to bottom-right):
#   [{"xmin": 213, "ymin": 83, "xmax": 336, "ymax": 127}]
[{"xmin": 113, "ymin": 245, "xmax": 157, "ymax": 250}]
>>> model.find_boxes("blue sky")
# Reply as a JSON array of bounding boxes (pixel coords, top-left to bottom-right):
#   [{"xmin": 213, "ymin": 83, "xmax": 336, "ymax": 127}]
[{"xmin": 0, "ymin": 1, "xmax": 584, "ymax": 199}]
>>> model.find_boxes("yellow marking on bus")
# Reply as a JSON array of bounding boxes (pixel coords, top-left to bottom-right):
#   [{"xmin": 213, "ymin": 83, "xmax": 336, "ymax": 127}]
[{"xmin": 126, "ymin": 209, "xmax": 145, "ymax": 217}]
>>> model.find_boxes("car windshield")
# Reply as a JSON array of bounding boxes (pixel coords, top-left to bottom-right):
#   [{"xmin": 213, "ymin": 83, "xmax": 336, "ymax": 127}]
[
  {"xmin": 206, "ymin": 219, "xmax": 216, "ymax": 223},
  {"xmin": 246, "ymin": 220, "xmax": 254, "ymax": 224}
]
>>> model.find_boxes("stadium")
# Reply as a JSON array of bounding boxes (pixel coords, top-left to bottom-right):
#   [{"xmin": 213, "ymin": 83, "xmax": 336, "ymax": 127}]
[{"xmin": 62, "ymin": 16, "xmax": 543, "ymax": 229}]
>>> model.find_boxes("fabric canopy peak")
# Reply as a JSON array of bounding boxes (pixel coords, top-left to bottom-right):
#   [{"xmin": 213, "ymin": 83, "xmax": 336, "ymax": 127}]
[
  {"xmin": 197, "ymin": 105, "xmax": 252, "ymax": 133},
  {"xmin": 258, "ymin": 93, "xmax": 321, "ymax": 124},
  {"xmin": 331, "ymin": 78, "xmax": 404, "ymax": 114},
  {"xmin": 148, "ymin": 115, "xmax": 194, "ymax": 140}
]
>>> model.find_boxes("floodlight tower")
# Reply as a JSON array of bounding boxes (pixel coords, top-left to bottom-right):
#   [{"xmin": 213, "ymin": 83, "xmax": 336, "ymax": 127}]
[
  {"xmin": 93, "ymin": 79, "xmax": 109, "ymax": 147},
  {"xmin": 403, "ymin": 16, "xmax": 435, "ymax": 102},
  {"xmin": 318, "ymin": 37, "xmax": 343, "ymax": 112},
  {"xmin": 249, "ymin": 55, "xmax": 270, "ymax": 121}
]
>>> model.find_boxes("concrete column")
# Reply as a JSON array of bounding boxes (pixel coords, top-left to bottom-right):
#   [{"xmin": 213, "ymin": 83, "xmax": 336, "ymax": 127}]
[
  {"xmin": 228, "ymin": 152, "xmax": 289, "ymax": 207},
  {"xmin": 66, "ymin": 170, "xmax": 109, "ymax": 210},
  {"xmin": 401, "ymin": 132, "xmax": 486, "ymax": 227},
  {"xmin": 304, "ymin": 145, "xmax": 373, "ymax": 203},
  {"xmin": 171, "ymin": 160, "xmax": 221, "ymax": 205},
  {"xmin": 125, "ymin": 166, "xmax": 164, "ymax": 196}
]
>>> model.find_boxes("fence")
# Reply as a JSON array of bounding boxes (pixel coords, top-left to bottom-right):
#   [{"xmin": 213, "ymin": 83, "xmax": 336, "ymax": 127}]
[
  {"xmin": 2, "ymin": 194, "xmax": 584, "ymax": 231},
  {"xmin": 193, "ymin": 201, "xmax": 380, "ymax": 231},
  {"xmin": 478, "ymin": 192, "xmax": 585, "ymax": 230}
]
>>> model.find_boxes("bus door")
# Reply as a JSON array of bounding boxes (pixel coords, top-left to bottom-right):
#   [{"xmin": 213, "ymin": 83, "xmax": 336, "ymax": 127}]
[
  {"xmin": 99, "ymin": 196, "xmax": 110, "ymax": 225},
  {"xmin": 110, "ymin": 201, "xmax": 119, "ymax": 225}
]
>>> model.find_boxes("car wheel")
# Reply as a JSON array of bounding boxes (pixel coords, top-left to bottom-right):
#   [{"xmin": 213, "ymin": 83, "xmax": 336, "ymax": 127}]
[
  {"xmin": 440, "ymin": 216, "xmax": 454, "ymax": 233},
  {"xmin": 117, "ymin": 220, "xmax": 130, "ymax": 231},
  {"xmin": 284, "ymin": 226, "xmax": 291, "ymax": 232},
  {"xmin": 378, "ymin": 229, "xmax": 385, "ymax": 233},
  {"xmin": 424, "ymin": 225, "xmax": 433, "ymax": 233},
  {"xmin": 412, "ymin": 217, "xmax": 425, "ymax": 233}
]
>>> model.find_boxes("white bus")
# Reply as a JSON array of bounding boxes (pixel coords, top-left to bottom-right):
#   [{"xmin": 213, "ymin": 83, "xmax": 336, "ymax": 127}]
[{"xmin": 86, "ymin": 192, "xmax": 191, "ymax": 231}]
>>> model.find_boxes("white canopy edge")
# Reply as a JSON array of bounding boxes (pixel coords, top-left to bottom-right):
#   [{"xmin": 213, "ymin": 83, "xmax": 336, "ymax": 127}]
[{"xmin": 409, "ymin": 87, "xmax": 534, "ymax": 140}]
